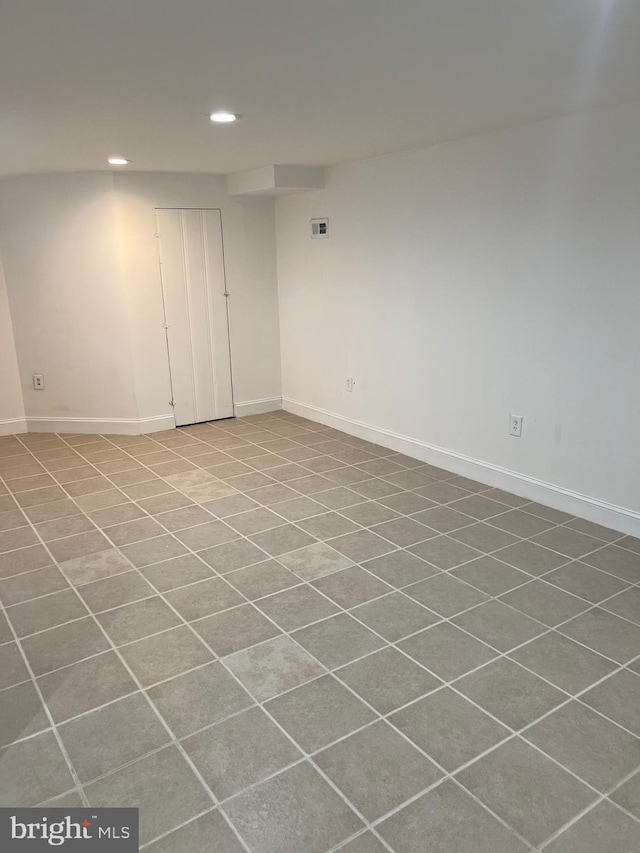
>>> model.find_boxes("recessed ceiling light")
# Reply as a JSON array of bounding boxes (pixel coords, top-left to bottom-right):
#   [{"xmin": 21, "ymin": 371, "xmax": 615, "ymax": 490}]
[
  {"xmin": 108, "ymin": 157, "xmax": 130, "ymax": 165},
  {"xmin": 209, "ymin": 111, "xmax": 241, "ymax": 123}
]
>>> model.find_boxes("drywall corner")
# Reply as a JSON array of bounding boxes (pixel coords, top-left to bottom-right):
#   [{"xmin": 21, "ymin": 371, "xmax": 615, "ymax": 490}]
[
  {"xmin": 0, "ymin": 173, "xmax": 139, "ymax": 427},
  {"xmin": 0, "ymin": 252, "xmax": 25, "ymax": 434}
]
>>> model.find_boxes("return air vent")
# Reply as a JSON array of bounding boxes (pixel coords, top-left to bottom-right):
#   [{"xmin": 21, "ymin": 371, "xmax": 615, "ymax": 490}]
[{"xmin": 311, "ymin": 218, "xmax": 329, "ymax": 238}]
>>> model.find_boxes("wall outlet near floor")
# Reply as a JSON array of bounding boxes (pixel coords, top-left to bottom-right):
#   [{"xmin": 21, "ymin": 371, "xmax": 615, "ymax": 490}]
[
  {"xmin": 345, "ymin": 377, "xmax": 354, "ymax": 392},
  {"xmin": 33, "ymin": 373, "xmax": 45, "ymax": 390},
  {"xmin": 509, "ymin": 413, "xmax": 523, "ymax": 437}
]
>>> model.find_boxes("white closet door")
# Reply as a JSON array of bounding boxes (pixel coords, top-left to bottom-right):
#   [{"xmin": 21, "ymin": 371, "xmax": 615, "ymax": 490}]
[{"xmin": 157, "ymin": 208, "xmax": 234, "ymax": 426}]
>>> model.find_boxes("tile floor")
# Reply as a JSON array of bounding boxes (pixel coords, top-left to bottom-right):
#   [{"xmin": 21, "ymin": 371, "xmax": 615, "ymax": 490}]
[{"xmin": 0, "ymin": 411, "xmax": 639, "ymax": 851}]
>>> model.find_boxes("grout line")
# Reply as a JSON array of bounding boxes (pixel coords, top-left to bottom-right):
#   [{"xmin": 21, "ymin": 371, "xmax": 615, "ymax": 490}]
[
  {"xmin": 0, "ymin": 561, "xmax": 92, "ymax": 806},
  {"xmin": 136, "ymin": 805, "xmax": 220, "ymax": 850},
  {"xmin": 0, "ymin": 446, "xmax": 233, "ymax": 835},
  {"xmin": 1, "ymin": 418, "xmax": 639, "ymax": 849}
]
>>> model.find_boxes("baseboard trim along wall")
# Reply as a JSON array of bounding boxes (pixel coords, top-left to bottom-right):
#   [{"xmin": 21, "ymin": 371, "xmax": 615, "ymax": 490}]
[
  {"xmin": 17, "ymin": 401, "xmax": 285, "ymax": 435},
  {"xmin": 283, "ymin": 397, "xmax": 640, "ymax": 538},
  {"xmin": 24, "ymin": 414, "xmax": 176, "ymax": 435},
  {"xmin": 0, "ymin": 417, "xmax": 28, "ymax": 436},
  {"xmin": 234, "ymin": 397, "xmax": 283, "ymax": 417}
]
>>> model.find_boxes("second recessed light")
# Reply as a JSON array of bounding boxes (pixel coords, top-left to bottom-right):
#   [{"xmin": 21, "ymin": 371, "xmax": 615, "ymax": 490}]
[{"xmin": 210, "ymin": 111, "xmax": 241, "ymax": 123}]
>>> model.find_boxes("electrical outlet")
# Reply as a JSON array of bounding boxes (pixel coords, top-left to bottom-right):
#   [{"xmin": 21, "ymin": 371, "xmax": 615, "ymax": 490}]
[
  {"xmin": 509, "ymin": 414, "xmax": 523, "ymax": 437},
  {"xmin": 345, "ymin": 377, "xmax": 354, "ymax": 392},
  {"xmin": 33, "ymin": 374, "xmax": 44, "ymax": 391}
]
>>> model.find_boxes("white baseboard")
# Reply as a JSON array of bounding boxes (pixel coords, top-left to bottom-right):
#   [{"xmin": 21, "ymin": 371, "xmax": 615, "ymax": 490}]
[
  {"xmin": 137, "ymin": 414, "xmax": 177, "ymax": 434},
  {"xmin": 25, "ymin": 414, "xmax": 176, "ymax": 436},
  {"xmin": 234, "ymin": 397, "xmax": 283, "ymax": 417},
  {"xmin": 283, "ymin": 397, "xmax": 640, "ymax": 538},
  {"xmin": 0, "ymin": 417, "xmax": 28, "ymax": 436}
]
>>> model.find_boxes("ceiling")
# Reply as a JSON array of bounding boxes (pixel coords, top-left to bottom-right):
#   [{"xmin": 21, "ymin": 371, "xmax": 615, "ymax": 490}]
[{"xmin": 1, "ymin": 0, "xmax": 639, "ymax": 178}]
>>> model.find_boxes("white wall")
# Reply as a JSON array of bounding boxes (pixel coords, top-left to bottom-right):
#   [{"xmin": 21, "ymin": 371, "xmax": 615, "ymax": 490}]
[
  {"xmin": 0, "ymin": 171, "xmax": 281, "ymax": 431},
  {"xmin": 0, "ymin": 173, "xmax": 138, "ymax": 426},
  {"xmin": 276, "ymin": 102, "xmax": 640, "ymax": 525},
  {"xmin": 114, "ymin": 172, "xmax": 281, "ymax": 420},
  {"xmin": 0, "ymin": 254, "xmax": 25, "ymax": 433}
]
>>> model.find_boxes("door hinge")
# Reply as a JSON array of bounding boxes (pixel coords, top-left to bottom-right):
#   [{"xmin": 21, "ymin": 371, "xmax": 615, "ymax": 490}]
[
  {"xmin": 223, "ymin": 292, "xmax": 230, "ymax": 298},
  {"xmin": 154, "ymin": 232, "xmax": 161, "ymax": 238},
  {"xmin": 162, "ymin": 322, "xmax": 170, "ymax": 329},
  {"xmin": 169, "ymin": 399, "xmax": 175, "ymax": 408}
]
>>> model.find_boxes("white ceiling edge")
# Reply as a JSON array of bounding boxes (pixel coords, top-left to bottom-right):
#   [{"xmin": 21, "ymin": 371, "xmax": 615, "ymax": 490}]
[{"xmin": 227, "ymin": 165, "xmax": 325, "ymax": 197}]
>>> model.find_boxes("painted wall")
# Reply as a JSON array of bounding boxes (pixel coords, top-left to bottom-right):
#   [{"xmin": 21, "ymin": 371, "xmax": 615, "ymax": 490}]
[
  {"xmin": 0, "ymin": 171, "xmax": 281, "ymax": 430},
  {"xmin": 0, "ymin": 173, "xmax": 138, "ymax": 425},
  {"xmin": 114, "ymin": 172, "xmax": 281, "ymax": 420},
  {"xmin": 0, "ymin": 254, "xmax": 25, "ymax": 432},
  {"xmin": 276, "ymin": 102, "xmax": 640, "ymax": 516}
]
